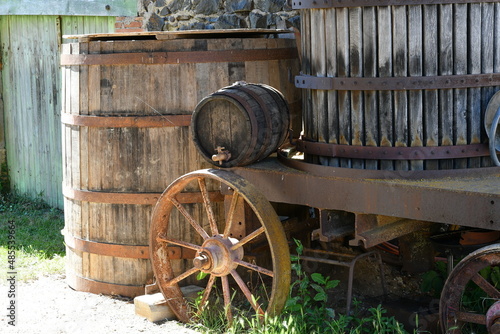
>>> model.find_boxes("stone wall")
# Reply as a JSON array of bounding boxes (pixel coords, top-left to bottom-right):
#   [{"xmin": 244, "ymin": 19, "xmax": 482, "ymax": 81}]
[{"xmin": 139, "ymin": 0, "xmax": 299, "ymax": 32}]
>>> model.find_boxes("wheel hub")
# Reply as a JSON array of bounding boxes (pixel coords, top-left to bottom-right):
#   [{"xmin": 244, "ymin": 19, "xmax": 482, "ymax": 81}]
[{"xmin": 193, "ymin": 235, "xmax": 243, "ymax": 276}]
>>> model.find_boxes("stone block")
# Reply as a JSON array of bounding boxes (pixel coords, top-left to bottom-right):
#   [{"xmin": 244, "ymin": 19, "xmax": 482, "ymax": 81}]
[{"xmin": 134, "ymin": 285, "xmax": 204, "ymax": 322}]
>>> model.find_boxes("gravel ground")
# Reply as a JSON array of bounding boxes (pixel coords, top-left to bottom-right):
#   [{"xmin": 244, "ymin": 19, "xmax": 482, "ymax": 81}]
[{"xmin": 0, "ymin": 275, "xmax": 200, "ymax": 334}]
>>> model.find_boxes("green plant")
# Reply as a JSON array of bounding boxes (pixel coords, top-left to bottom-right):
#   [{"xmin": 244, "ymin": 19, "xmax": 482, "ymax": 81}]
[
  {"xmin": 0, "ymin": 161, "xmax": 10, "ymax": 194},
  {"xmin": 284, "ymin": 238, "xmax": 339, "ymax": 332},
  {"xmin": 190, "ymin": 239, "xmax": 416, "ymax": 334},
  {"xmin": 0, "ymin": 194, "xmax": 65, "ymax": 281},
  {"xmin": 420, "ymin": 260, "xmax": 447, "ymax": 298}
]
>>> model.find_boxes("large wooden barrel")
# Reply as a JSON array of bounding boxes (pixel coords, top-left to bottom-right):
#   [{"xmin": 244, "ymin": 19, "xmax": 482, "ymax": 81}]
[
  {"xmin": 295, "ymin": 1, "xmax": 500, "ymax": 170},
  {"xmin": 192, "ymin": 82, "xmax": 290, "ymax": 167},
  {"xmin": 60, "ymin": 30, "xmax": 300, "ymax": 297}
]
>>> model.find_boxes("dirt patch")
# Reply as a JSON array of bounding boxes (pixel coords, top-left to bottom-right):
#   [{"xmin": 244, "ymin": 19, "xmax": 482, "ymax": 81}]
[{"xmin": 0, "ymin": 275, "xmax": 199, "ymax": 334}]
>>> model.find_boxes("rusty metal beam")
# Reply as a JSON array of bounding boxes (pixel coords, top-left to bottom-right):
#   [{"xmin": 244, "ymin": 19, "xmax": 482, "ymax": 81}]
[
  {"xmin": 229, "ymin": 158, "xmax": 500, "ymax": 231},
  {"xmin": 348, "ymin": 214, "xmax": 432, "ymax": 249}
]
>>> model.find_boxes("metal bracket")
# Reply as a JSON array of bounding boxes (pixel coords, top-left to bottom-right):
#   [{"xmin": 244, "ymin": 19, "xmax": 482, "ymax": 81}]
[
  {"xmin": 295, "ymin": 73, "xmax": 500, "ymax": 91},
  {"xmin": 296, "ymin": 138, "xmax": 490, "ymax": 160},
  {"xmin": 349, "ymin": 214, "xmax": 433, "ymax": 249}
]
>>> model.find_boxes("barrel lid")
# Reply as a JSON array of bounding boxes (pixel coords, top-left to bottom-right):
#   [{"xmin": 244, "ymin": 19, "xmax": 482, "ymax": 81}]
[{"xmin": 63, "ymin": 29, "xmax": 293, "ymax": 42}]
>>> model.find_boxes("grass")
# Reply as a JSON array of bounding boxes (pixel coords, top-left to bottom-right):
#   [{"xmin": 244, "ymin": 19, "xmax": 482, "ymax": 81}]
[{"xmin": 0, "ymin": 194, "xmax": 65, "ymax": 282}]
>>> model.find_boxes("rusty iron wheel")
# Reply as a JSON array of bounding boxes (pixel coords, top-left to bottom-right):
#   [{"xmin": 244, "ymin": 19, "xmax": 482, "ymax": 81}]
[
  {"xmin": 150, "ymin": 169, "xmax": 291, "ymax": 323},
  {"xmin": 440, "ymin": 243, "xmax": 500, "ymax": 333}
]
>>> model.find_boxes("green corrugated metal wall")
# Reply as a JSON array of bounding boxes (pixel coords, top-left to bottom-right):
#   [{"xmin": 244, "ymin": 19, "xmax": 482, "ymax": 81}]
[{"xmin": 0, "ymin": 16, "xmax": 115, "ymax": 208}]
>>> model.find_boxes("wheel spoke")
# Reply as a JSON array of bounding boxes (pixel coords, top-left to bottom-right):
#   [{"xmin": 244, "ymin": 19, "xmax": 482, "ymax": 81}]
[
  {"xmin": 231, "ymin": 226, "xmax": 265, "ymax": 250},
  {"xmin": 166, "ymin": 266, "xmax": 199, "ymax": 286},
  {"xmin": 171, "ymin": 196, "xmax": 210, "ymax": 240},
  {"xmin": 222, "ymin": 275, "xmax": 233, "ymax": 324},
  {"xmin": 456, "ymin": 311, "xmax": 487, "ymax": 325},
  {"xmin": 231, "ymin": 269, "xmax": 264, "ymax": 316},
  {"xmin": 197, "ymin": 275, "xmax": 216, "ymax": 314},
  {"xmin": 471, "ymin": 273, "xmax": 500, "ymax": 299},
  {"xmin": 223, "ymin": 192, "xmax": 240, "ymax": 238},
  {"xmin": 235, "ymin": 259, "xmax": 274, "ymax": 277},
  {"xmin": 198, "ymin": 178, "xmax": 219, "ymax": 236},
  {"xmin": 156, "ymin": 234, "xmax": 201, "ymax": 251}
]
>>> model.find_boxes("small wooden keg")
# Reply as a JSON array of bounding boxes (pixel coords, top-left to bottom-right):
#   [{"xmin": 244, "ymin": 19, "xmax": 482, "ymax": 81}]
[{"xmin": 192, "ymin": 82, "xmax": 290, "ymax": 168}]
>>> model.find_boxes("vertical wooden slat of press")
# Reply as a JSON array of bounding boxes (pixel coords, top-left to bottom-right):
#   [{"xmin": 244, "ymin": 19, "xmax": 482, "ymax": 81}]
[
  {"xmin": 349, "ymin": 7, "xmax": 364, "ymax": 169},
  {"xmin": 482, "ymin": 2, "xmax": 495, "ymax": 167},
  {"xmin": 302, "ymin": 9, "xmax": 314, "ymax": 163},
  {"xmin": 423, "ymin": 5, "xmax": 439, "ymax": 170},
  {"xmin": 408, "ymin": 5, "xmax": 424, "ymax": 170},
  {"xmin": 392, "ymin": 5, "xmax": 409, "ymax": 171},
  {"xmin": 468, "ymin": 4, "xmax": 482, "ymax": 168},
  {"xmin": 362, "ymin": 6, "xmax": 378, "ymax": 170},
  {"xmin": 377, "ymin": 6, "xmax": 393, "ymax": 171},
  {"xmin": 454, "ymin": 4, "xmax": 468, "ymax": 169},
  {"xmin": 311, "ymin": 9, "xmax": 328, "ymax": 165},
  {"xmin": 439, "ymin": 4, "xmax": 454, "ymax": 170},
  {"xmin": 337, "ymin": 8, "xmax": 351, "ymax": 168},
  {"xmin": 326, "ymin": 7, "xmax": 339, "ymax": 167}
]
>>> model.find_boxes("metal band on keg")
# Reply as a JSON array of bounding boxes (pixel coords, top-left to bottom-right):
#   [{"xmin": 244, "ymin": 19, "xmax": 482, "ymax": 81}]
[
  {"xmin": 295, "ymin": 73, "xmax": 500, "ymax": 91},
  {"xmin": 292, "ymin": 0, "xmax": 499, "ymax": 9}
]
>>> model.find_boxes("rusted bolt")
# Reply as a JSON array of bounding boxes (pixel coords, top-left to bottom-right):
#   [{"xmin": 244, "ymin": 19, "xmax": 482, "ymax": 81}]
[
  {"xmin": 212, "ymin": 146, "xmax": 231, "ymax": 165},
  {"xmin": 193, "ymin": 253, "xmax": 211, "ymax": 270}
]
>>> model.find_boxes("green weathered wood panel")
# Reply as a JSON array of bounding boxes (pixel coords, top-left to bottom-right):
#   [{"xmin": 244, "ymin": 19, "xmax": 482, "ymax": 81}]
[
  {"xmin": 61, "ymin": 16, "xmax": 115, "ymax": 44},
  {"xmin": 1, "ymin": 15, "xmax": 114, "ymax": 208},
  {"xmin": 0, "ymin": 0, "xmax": 137, "ymax": 16}
]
